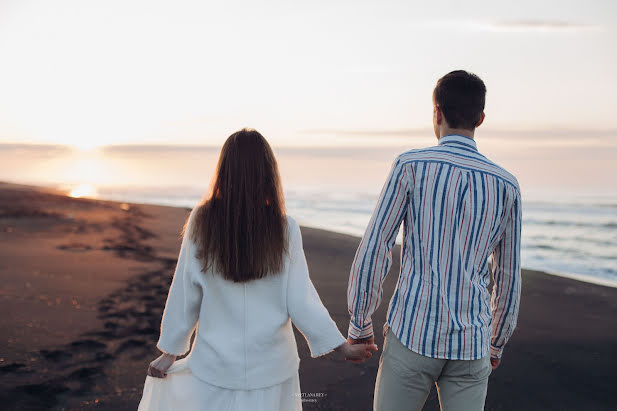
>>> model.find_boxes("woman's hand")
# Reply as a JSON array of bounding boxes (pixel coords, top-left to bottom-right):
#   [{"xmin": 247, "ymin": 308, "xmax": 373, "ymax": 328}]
[
  {"xmin": 147, "ymin": 353, "xmax": 177, "ymax": 378},
  {"xmin": 336, "ymin": 341, "xmax": 378, "ymax": 363}
]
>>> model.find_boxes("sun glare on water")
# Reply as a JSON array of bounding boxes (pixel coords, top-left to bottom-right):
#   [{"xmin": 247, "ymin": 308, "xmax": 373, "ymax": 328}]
[{"xmin": 69, "ymin": 183, "xmax": 97, "ymax": 198}]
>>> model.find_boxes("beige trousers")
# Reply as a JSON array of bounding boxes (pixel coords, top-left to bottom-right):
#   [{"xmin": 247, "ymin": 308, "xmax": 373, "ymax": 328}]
[{"xmin": 374, "ymin": 327, "xmax": 491, "ymax": 411}]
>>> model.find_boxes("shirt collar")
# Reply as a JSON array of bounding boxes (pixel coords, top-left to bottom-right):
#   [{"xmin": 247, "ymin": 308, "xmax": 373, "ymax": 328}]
[{"xmin": 438, "ymin": 134, "xmax": 478, "ymax": 151}]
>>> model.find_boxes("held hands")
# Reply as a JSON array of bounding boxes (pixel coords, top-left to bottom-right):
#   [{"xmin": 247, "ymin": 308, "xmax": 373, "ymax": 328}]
[
  {"xmin": 147, "ymin": 353, "xmax": 177, "ymax": 378},
  {"xmin": 336, "ymin": 336, "xmax": 378, "ymax": 364}
]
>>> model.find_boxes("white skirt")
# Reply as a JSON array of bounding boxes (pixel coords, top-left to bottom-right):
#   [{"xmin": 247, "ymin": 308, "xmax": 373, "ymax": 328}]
[{"xmin": 137, "ymin": 358, "xmax": 302, "ymax": 411}]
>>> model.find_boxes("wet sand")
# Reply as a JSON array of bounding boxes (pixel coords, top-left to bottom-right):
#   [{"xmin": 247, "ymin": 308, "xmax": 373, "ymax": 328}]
[{"xmin": 0, "ymin": 181, "xmax": 615, "ymax": 410}]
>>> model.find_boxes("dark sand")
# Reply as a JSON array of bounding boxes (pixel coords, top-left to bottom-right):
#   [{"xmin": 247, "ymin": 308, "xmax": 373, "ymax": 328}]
[{"xmin": 0, "ymin": 181, "xmax": 616, "ymax": 410}]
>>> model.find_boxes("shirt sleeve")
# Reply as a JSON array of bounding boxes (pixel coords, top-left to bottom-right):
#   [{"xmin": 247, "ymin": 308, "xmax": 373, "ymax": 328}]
[
  {"xmin": 287, "ymin": 218, "xmax": 346, "ymax": 358},
  {"xmin": 489, "ymin": 187, "xmax": 522, "ymax": 359},
  {"xmin": 347, "ymin": 157, "xmax": 410, "ymax": 340},
  {"xmin": 156, "ymin": 208, "xmax": 203, "ymax": 356}
]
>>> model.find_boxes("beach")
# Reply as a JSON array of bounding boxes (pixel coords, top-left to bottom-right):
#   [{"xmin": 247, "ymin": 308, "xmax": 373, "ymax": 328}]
[{"xmin": 0, "ymin": 181, "xmax": 616, "ymax": 410}]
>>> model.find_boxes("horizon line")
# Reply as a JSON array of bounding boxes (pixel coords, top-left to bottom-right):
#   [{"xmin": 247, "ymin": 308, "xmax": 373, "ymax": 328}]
[{"xmin": 1, "ymin": 126, "xmax": 617, "ymax": 152}]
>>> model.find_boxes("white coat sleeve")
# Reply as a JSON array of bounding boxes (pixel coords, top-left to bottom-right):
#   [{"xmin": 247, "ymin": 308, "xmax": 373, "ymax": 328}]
[
  {"xmin": 156, "ymin": 209, "xmax": 203, "ymax": 356},
  {"xmin": 286, "ymin": 218, "xmax": 346, "ymax": 358}
]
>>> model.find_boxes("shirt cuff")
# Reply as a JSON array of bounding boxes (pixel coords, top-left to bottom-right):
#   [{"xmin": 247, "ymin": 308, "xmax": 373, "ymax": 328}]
[
  {"xmin": 348, "ymin": 319, "xmax": 374, "ymax": 340},
  {"xmin": 490, "ymin": 343, "xmax": 503, "ymax": 359}
]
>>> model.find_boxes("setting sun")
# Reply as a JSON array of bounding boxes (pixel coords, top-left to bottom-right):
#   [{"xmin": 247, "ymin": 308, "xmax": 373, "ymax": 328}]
[{"xmin": 69, "ymin": 183, "xmax": 97, "ymax": 198}]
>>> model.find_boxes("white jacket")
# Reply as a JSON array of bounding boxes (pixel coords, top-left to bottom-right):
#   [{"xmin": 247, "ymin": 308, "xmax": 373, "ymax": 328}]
[{"xmin": 156, "ymin": 208, "xmax": 346, "ymax": 390}]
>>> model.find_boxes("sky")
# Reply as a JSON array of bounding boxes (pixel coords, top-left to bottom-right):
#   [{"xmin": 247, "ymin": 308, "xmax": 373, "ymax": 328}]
[{"xmin": 0, "ymin": 0, "xmax": 616, "ymax": 197}]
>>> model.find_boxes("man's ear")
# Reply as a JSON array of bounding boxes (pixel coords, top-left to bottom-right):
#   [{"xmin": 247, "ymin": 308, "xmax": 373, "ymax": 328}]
[
  {"xmin": 434, "ymin": 105, "xmax": 443, "ymax": 125},
  {"xmin": 475, "ymin": 112, "xmax": 485, "ymax": 128}
]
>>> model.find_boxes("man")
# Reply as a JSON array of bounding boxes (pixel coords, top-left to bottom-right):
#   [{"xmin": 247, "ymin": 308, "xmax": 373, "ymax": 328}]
[{"xmin": 347, "ymin": 70, "xmax": 522, "ymax": 411}]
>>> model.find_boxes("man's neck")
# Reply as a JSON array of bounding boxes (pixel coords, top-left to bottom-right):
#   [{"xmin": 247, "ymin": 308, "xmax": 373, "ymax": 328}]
[{"xmin": 439, "ymin": 127, "xmax": 475, "ymax": 139}]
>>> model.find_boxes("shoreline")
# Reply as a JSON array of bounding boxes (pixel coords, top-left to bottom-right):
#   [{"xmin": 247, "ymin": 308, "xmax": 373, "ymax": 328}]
[{"xmin": 518, "ymin": 265, "xmax": 617, "ymax": 289}]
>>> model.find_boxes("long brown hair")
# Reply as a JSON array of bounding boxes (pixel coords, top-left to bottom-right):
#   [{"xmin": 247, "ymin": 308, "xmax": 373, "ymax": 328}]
[{"xmin": 188, "ymin": 128, "xmax": 287, "ymax": 282}]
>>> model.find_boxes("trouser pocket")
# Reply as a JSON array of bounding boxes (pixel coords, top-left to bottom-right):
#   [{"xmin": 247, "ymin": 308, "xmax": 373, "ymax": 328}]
[{"xmin": 468, "ymin": 355, "xmax": 491, "ymax": 379}]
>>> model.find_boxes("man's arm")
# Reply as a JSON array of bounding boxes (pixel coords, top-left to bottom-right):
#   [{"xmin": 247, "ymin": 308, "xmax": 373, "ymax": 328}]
[
  {"xmin": 347, "ymin": 157, "xmax": 411, "ymax": 342},
  {"xmin": 489, "ymin": 187, "xmax": 522, "ymax": 362}
]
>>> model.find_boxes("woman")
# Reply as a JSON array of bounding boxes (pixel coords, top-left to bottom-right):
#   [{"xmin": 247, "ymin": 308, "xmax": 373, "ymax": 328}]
[{"xmin": 138, "ymin": 128, "xmax": 377, "ymax": 411}]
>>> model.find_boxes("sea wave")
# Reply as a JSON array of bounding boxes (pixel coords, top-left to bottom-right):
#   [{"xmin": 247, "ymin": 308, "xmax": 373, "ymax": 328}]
[{"xmin": 523, "ymin": 218, "xmax": 617, "ymax": 229}]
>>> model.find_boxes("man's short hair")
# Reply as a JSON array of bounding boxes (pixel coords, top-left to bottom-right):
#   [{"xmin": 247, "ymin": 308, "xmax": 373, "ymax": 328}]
[{"xmin": 433, "ymin": 70, "xmax": 486, "ymax": 130}]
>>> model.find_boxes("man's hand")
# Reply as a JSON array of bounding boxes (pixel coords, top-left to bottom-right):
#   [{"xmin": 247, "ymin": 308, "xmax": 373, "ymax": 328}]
[
  {"xmin": 490, "ymin": 356, "xmax": 501, "ymax": 371},
  {"xmin": 343, "ymin": 336, "xmax": 377, "ymax": 363},
  {"xmin": 147, "ymin": 353, "xmax": 177, "ymax": 378},
  {"xmin": 336, "ymin": 341, "xmax": 378, "ymax": 363}
]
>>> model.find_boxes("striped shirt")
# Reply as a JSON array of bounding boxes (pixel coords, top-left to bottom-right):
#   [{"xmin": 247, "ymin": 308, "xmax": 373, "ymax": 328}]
[{"xmin": 347, "ymin": 134, "xmax": 522, "ymax": 360}]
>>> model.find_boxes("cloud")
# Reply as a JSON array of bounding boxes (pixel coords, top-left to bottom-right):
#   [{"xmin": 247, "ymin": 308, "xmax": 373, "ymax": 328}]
[
  {"xmin": 274, "ymin": 146, "xmax": 403, "ymax": 160},
  {"xmin": 100, "ymin": 142, "xmax": 405, "ymax": 161},
  {"xmin": 300, "ymin": 127, "xmax": 617, "ymax": 141},
  {"xmin": 0, "ymin": 142, "xmax": 71, "ymax": 155},
  {"xmin": 101, "ymin": 144, "xmax": 221, "ymax": 154},
  {"xmin": 481, "ymin": 128, "xmax": 617, "ymax": 140},
  {"xmin": 484, "ymin": 20, "xmax": 601, "ymax": 32},
  {"xmin": 423, "ymin": 19, "xmax": 602, "ymax": 33},
  {"xmin": 300, "ymin": 128, "xmax": 433, "ymax": 138}
]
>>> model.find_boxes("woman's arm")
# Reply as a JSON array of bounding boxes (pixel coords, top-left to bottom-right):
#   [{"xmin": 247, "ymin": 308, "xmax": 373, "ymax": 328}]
[
  {"xmin": 286, "ymin": 219, "xmax": 345, "ymax": 357},
  {"xmin": 286, "ymin": 219, "xmax": 352, "ymax": 357},
  {"xmin": 150, "ymin": 208, "xmax": 203, "ymax": 376},
  {"xmin": 286, "ymin": 219, "xmax": 377, "ymax": 362}
]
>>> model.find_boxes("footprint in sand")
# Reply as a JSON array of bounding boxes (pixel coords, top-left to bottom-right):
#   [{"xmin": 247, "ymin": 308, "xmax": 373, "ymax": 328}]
[
  {"xmin": 69, "ymin": 339, "xmax": 107, "ymax": 353},
  {"xmin": 40, "ymin": 349, "xmax": 73, "ymax": 363},
  {"xmin": 116, "ymin": 339, "xmax": 151, "ymax": 360},
  {"xmin": 0, "ymin": 362, "xmax": 28, "ymax": 373},
  {"xmin": 57, "ymin": 242, "xmax": 93, "ymax": 252}
]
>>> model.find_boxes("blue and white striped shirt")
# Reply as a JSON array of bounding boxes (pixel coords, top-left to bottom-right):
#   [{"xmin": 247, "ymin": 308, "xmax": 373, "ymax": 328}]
[{"xmin": 347, "ymin": 134, "xmax": 522, "ymax": 360}]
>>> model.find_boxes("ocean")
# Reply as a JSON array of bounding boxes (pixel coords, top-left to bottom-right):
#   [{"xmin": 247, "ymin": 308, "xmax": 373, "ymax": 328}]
[
  {"xmin": 88, "ymin": 184, "xmax": 617, "ymax": 288},
  {"xmin": 2, "ymin": 143, "xmax": 616, "ymax": 288}
]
